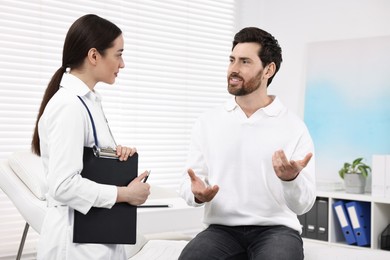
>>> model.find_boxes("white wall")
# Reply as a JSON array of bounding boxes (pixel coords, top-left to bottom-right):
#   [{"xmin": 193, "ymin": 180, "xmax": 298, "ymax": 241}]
[{"xmin": 235, "ymin": 0, "xmax": 390, "ymax": 116}]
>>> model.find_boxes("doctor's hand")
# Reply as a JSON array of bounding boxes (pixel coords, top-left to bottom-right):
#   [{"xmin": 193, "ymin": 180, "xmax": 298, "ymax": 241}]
[
  {"xmin": 272, "ymin": 150, "xmax": 313, "ymax": 181},
  {"xmin": 188, "ymin": 168, "xmax": 219, "ymax": 203},
  {"xmin": 116, "ymin": 145, "xmax": 137, "ymax": 161},
  {"xmin": 116, "ymin": 171, "xmax": 150, "ymax": 205}
]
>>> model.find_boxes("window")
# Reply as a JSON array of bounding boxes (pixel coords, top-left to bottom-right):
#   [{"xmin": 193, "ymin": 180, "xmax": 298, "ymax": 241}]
[{"xmin": 0, "ymin": 0, "xmax": 235, "ymax": 258}]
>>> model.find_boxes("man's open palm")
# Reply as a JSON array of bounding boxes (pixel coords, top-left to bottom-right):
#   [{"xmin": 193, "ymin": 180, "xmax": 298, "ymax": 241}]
[{"xmin": 188, "ymin": 169, "xmax": 219, "ymax": 203}]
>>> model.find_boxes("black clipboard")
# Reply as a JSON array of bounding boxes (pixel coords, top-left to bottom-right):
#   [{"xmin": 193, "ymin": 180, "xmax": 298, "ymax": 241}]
[
  {"xmin": 73, "ymin": 96, "xmax": 137, "ymax": 244},
  {"xmin": 73, "ymin": 147, "xmax": 138, "ymax": 244}
]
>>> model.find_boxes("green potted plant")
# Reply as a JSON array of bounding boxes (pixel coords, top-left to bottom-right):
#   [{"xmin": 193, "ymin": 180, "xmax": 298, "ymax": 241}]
[{"xmin": 339, "ymin": 157, "xmax": 371, "ymax": 194}]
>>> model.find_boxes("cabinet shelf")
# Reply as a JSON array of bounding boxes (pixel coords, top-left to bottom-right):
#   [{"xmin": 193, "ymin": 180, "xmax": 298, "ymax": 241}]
[{"xmin": 299, "ymin": 190, "xmax": 390, "ymax": 254}]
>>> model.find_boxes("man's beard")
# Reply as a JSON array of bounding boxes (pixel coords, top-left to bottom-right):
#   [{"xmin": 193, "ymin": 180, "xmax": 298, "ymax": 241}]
[{"xmin": 227, "ymin": 71, "xmax": 263, "ymax": 96}]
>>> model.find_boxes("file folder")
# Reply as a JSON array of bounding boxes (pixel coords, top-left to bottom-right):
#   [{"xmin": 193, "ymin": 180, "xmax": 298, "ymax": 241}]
[
  {"xmin": 345, "ymin": 201, "xmax": 371, "ymax": 246},
  {"xmin": 305, "ymin": 201, "xmax": 317, "ymax": 239},
  {"xmin": 381, "ymin": 224, "xmax": 390, "ymax": 250},
  {"xmin": 299, "ymin": 197, "xmax": 329, "ymax": 241},
  {"xmin": 316, "ymin": 198, "xmax": 328, "ymax": 241},
  {"xmin": 333, "ymin": 200, "xmax": 357, "ymax": 245},
  {"xmin": 73, "ymin": 147, "xmax": 138, "ymax": 244}
]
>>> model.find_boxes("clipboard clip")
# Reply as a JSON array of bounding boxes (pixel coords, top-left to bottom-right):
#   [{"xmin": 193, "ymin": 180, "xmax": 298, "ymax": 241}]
[{"xmin": 93, "ymin": 145, "xmax": 118, "ymax": 159}]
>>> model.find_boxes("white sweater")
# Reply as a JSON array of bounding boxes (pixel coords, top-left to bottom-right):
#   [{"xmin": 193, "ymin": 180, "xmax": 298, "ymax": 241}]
[{"xmin": 180, "ymin": 96, "xmax": 316, "ymax": 232}]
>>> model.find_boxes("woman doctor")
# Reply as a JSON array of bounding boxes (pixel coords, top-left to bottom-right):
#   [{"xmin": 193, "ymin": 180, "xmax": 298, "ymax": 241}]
[{"xmin": 31, "ymin": 14, "xmax": 150, "ymax": 260}]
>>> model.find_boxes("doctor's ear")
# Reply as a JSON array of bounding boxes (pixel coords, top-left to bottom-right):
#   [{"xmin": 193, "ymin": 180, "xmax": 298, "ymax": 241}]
[{"xmin": 87, "ymin": 48, "xmax": 99, "ymax": 65}]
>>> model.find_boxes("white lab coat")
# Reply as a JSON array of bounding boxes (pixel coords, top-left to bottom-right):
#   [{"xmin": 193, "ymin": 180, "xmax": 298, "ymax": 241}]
[{"xmin": 37, "ymin": 73, "xmax": 127, "ymax": 260}]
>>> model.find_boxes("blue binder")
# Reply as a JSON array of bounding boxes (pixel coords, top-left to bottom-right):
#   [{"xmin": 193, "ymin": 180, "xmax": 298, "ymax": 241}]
[
  {"xmin": 345, "ymin": 201, "xmax": 371, "ymax": 246},
  {"xmin": 333, "ymin": 200, "xmax": 357, "ymax": 245}
]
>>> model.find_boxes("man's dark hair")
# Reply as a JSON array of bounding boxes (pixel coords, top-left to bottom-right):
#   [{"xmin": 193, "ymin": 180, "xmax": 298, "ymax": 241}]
[{"xmin": 232, "ymin": 27, "xmax": 282, "ymax": 86}]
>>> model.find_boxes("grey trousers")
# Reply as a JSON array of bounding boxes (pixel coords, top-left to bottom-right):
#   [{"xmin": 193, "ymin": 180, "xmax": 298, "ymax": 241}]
[{"xmin": 178, "ymin": 224, "xmax": 303, "ymax": 260}]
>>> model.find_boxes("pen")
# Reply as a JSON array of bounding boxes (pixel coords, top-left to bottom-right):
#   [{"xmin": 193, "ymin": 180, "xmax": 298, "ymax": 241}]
[
  {"xmin": 137, "ymin": 204, "xmax": 172, "ymax": 208},
  {"xmin": 143, "ymin": 170, "xmax": 151, "ymax": 183}
]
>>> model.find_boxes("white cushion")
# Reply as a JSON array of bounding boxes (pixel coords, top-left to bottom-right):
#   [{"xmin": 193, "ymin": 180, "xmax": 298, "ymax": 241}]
[
  {"xmin": 8, "ymin": 150, "xmax": 47, "ymax": 200},
  {"xmin": 129, "ymin": 240, "xmax": 188, "ymax": 260},
  {"xmin": 125, "ymin": 233, "xmax": 148, "ymax": 258},
  {"xmin": 0, "ymin": 160, "xmax": 46, "ymax": 233}
]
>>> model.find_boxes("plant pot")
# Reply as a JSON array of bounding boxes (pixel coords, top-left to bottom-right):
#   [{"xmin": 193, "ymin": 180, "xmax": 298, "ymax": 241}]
[{"xmin": 344, "ymin": 173, "xmax": 366, "ymax": 194}]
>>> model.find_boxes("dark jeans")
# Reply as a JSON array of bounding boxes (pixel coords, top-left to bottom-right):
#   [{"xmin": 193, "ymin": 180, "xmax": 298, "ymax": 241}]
[{"xmin": 178, "ymin": 224, "xmax": 303, "ymax": 260}]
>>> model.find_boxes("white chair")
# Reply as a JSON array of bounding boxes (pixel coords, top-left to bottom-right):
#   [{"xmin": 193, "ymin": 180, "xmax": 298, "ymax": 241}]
[
  {"xmin": 0, "ymin": 150, "xmax": 189, "ymax": 260},
  {"xmin": 0, "ymin": 150, "xmax": 47, "ymax": 260}
]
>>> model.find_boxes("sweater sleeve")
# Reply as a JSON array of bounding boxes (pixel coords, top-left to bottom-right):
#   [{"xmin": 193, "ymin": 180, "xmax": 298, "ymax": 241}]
[
  {"xmin": 281, "ymin": 128, "xmax": 316, "ymax": 215},
  {"xmin": 179, "ymin": 119, "xmax": 207, "ymax": 207}
]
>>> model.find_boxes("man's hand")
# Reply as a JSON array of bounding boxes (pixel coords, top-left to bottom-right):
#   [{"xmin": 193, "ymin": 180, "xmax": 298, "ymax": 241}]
[
  {"xmin": 272, "ymin": 150, "xmax": 312, "ymax": 181},
  {"xmin": 188, "ymin": 168, "xmax": 219, "ymax": 203}
]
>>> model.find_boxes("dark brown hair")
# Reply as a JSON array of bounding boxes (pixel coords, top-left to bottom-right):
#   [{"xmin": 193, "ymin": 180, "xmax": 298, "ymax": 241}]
[
  {"xmin": 31, "ymin": 14, "xmax": 122, "ymax": 155},
  {"xmin": 232, "ymin": 27, "xmax": 282, "ymax": 86}
]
